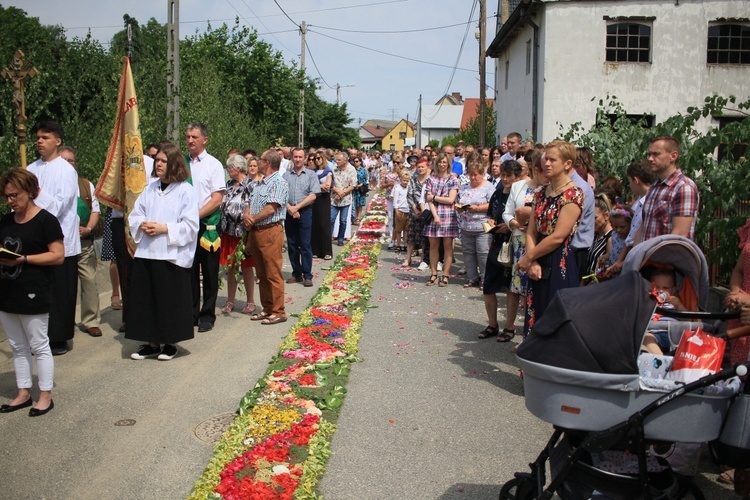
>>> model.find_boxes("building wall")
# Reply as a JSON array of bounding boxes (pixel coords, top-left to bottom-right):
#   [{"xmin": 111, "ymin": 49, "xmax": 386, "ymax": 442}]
[
  {"xmin": 419, "ymin": 128, "xmax": 458, "ymax": 148},
  {"xmin": 494, "ymin": 0, "xmax": 750, "ymax": 143}
]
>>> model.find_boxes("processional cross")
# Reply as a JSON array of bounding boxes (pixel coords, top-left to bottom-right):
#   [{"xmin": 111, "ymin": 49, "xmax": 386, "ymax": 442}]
[{"xmin": 1, "ymin": 50, "xmax": 39, "ymax": 168}]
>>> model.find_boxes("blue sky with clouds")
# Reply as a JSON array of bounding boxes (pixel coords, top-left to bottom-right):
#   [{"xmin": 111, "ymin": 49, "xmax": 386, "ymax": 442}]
[{"xmin": 11, "ymin": 0, "xmax": 497, "ymax": 126}]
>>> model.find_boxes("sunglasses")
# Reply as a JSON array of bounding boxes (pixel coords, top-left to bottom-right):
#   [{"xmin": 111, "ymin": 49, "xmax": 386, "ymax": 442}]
[{"xmin": 315, "ymin": 157, "xmax": 323, "ymax": 161}]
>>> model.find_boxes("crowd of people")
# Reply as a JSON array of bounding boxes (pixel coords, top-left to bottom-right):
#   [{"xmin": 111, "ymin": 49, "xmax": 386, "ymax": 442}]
[{"xmin": 2, "ymin": 120, "xmax": 750, "ymax": 435}]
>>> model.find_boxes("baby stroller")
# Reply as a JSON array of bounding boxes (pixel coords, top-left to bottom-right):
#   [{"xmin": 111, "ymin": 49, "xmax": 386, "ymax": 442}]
[{"xmin": 502, "ymin": 236, "xmax": 747, "ymax": 500}]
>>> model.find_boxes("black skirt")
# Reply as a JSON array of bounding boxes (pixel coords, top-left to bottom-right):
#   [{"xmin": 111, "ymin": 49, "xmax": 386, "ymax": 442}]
[
  {"xmin": 125, "ymin": 258, "xmax": 194, "ymax": 345},
  {"xmin": 311, "ymin": 192, "xmax": 333, "ymax": 258}
]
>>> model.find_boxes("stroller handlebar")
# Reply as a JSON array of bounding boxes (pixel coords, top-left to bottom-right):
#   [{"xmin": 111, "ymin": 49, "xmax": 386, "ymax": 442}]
[{"xmin": 654, "ymin": 308, "xmax": 741, "ymax": 321}]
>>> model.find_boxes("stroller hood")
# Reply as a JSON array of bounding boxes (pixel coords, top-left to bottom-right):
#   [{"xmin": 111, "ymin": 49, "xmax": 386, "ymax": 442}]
[{"xmin": 517, "ymin": 271, "xmax": 655, "ymax": 374}]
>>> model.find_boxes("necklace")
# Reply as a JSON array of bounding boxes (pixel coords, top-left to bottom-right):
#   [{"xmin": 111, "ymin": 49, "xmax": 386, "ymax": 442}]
[{"xmin": 548, "ymin": 180, "xmax": 573, "ymax": 196}]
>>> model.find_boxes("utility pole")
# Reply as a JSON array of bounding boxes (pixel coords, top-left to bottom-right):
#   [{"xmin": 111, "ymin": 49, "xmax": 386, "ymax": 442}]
[
  {"xmin": 166, "ymin": 0, "xmax": 180, "ymax": 142},
  {"xmin": 298, "ymin": 21, "xmax": 306, "ymax": 148},
  {"xmin": 479, "ymin": 0, "xmax": 487, "ymax": 148},
  {"xmin": 417, "ymin": 94, "xmax": 422, "ymax": 149}
]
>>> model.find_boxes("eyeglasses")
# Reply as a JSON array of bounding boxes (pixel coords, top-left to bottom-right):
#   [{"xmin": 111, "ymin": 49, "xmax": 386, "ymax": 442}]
[
  {"xmin": 315, "ymin": 157, "xmax": 323, "ymax": 161},
  {"xmin": 393, "ymin": 160, "xmax": 402, "ymax": 164},
  {"xmin": 4, "ymin": 192, "xmax": 20, "ymax": 201},
  {"xmin": 353, "ymin": 159, "xmax": 361, "ymax": 162}
]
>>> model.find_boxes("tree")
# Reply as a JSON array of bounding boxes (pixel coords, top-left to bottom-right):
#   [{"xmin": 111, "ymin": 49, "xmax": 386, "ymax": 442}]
[{"xmin": 457, "ymin": 101, "xmax": 496, "ymax": 147}]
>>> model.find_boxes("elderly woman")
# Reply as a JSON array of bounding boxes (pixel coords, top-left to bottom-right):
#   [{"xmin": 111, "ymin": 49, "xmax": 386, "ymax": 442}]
[
  {"xmin": 126, "ymin": 143, "xmax": 199, "ymax": 361},
  {"xmin": 219, "ymin": 154, "xmax": 257, "ymax": 314},
  {"xmin": 517, "ymin": 141, "xmax": 583, "ymax": 330},
  {"xmin": 424, "ymin": 152, "xmax": 459, "ymax": 286},
  {"xmin": 0, "ymin": 168, "xmax": 64, "ymax": 416},
  {"xmin": 456, "ymin": 160, "xmax": 495, "ymax": 287},
  {"xmin": 402, "ymin": 157, "xmax": 432, "ymax": 268}
]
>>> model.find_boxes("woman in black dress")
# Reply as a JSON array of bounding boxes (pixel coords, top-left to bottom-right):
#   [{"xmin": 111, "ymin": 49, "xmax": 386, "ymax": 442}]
[{"xmin": 310, "ymin": 150, "xmax": 333, "ymax": 260}]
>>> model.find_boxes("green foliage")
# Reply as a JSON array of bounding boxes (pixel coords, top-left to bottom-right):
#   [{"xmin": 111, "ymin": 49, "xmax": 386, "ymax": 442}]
[
  {"xmin": 427, "ymin": 139, "xmax": 439, "ymax": 149},
  {"xmin": 457, "ymin": 101, "xmax": 496, "ymax": 147},
  {"xmin": 558, "ymin": 94, "xmax": 750, "ymax": 281},
  {"xmin": 0, "ymin": 8, "xmax": 354, "ymax": 181},
  {"xmin": 441, "ymin": 135, "xmax": 457, "ymax": 147}
]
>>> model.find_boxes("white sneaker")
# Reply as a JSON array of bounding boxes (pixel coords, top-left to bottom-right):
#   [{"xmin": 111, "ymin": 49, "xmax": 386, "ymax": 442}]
[
  {"xmin": 437, "ymin": 262, "xmax": 443, "ymax": 271},
  {"xmin": 387, "ymin": 242, "xmax": 395, "ymax": 249},
  {"xmin": 417, "ymin": 262, "xmax": 429, "ymax": 271}
]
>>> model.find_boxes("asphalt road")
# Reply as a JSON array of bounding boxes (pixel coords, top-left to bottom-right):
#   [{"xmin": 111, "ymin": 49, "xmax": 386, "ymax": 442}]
[{"xmin": 0, "ymin": 240, "xmax": 737, "ymax": 499}]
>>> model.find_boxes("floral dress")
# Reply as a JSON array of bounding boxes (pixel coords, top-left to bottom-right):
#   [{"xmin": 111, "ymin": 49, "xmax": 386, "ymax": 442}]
[
  {"xmin": 525, "ymin": 186, "xmax": 584, "ymax": 332},
  {"xmin": 423, "ymin": 174, "xmax": 459, "ymax": 238},
  {"xmin": 353, "ymin": 165, "xmax": 369, "ymax": 208}
]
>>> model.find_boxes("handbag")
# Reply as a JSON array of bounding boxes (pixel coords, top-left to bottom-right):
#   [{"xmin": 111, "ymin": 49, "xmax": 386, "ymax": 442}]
[
  {"xmin": 359, "ymin": 183, "xmax": 370, "ymax": 195},
  {"xmin": 497, "ymin": 239, "xmax": 512, "ymax": 266},
  {"xmin": 420, "ymin": 209, "xmax": 433, "ymax": 224}
]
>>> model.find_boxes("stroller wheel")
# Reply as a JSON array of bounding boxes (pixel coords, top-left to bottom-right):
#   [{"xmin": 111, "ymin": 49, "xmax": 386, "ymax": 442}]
[
  {"xmin": 673, "ymin": 475, "xmax": 705, "ymax": 500},
  {"xmin": 499, "ymin": 477, "xmax": 537, "ymax": 500}
]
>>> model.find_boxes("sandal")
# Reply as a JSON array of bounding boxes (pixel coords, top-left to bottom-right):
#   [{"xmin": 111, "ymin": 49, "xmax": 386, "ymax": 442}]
[
  {"xmin": 478, "ymin": 325, "xmax": 499, "ymax": 339},
  {"xmin": 261, "ymin": 315, "xmax": 287, "ymax": 325},
  {"xmin": 221, "ymin": 301, "xmax": 235, "ymax": 314},
  {"xmin": 250, "ymin": 311, "xmax": 270, "ymax": 321},
  {"xmin": 438, "ymin": 275, "xmax": 449, "ymax": 287},
  {"xmin": 111, "ymin": 295, "xmax": 122, "ymax": 310},
  {"xmin": 497, "ymin": 328, "xmax": 515, "ymax": 342},
  {"xmin": 402, "ymin": 259, "xmax": 412, "ymax": 267},
  {"xmin": 241, "ymin": 302, "xmax": 256, "ymax": 314},
  {"xmin": 463, "ymin": 279, "xmax": 479, "ymax": 288},
  {"xmin": 323, "ymin": 255, "xmax": 332, "ymax": 260},
  {"xmin": 426, "ymin": 274, "xmax": 438, "ymax": 286}
]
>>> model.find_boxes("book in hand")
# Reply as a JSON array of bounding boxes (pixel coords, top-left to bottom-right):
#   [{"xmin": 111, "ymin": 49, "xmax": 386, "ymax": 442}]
[
  {"xmin": 454, "ymin": 202, "xmax": 471, "ymax": 209},
  {"xmin": 482, "ymin": 221, "xmax": 496, "ymax": 233},
  {"xmin": 0, "ymin": 247, "xmax": 22, "ymax": 259}
]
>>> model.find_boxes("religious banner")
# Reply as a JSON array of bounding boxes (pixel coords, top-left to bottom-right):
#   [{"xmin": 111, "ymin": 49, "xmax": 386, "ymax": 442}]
[{"xmin": 95, "ymin": 56, "xmax": 147, "ymax": 256}]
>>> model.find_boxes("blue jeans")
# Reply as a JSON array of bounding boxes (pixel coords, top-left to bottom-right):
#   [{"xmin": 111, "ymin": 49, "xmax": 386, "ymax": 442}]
[
  {"xmin": 330, "ymin": 204, "xmax": 350, "ymax": 244},
  {"xmin": 285, "ymin": 208, "xmax": 313, "ymax": 280}
]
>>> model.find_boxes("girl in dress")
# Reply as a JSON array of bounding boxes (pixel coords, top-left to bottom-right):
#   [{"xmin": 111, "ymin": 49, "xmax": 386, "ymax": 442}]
[
  {"xmin": 607, "ymin": 204, "xmax": 633, "ymax": 269},
  {"xmin": 517, "ymin": 141, "xmax": 583, "ymax": 331},
  {"xmin": 424, "ymin": 153, "xmax": 459, "ymax": 286},
  {"xmin": 126, "ymin": 143, "xmax": 199, "ymax": 361},
  {"xmin": 583, "ymin": 193, "xmax": 614, "ymax": 281}
]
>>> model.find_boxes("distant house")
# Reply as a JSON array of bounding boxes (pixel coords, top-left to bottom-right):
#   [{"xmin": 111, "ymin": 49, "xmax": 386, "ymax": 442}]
[
  {"xmin": 418, "ymin": 105, "xmax": 463, "ymax": 148},
  {"xmin": 358, "ymin": 119, "xmax": 398, "ymax": 150},
  {"xmin": 382, "ymin": 119, "xmax": 416, "ymax": 151},
  {"xmin": 435, "ymin": 92, "xmax": 464, "ymax": 106},
  {"xmin": 487, "ymin": 0, "xmax": 750, "ymax": 143}
]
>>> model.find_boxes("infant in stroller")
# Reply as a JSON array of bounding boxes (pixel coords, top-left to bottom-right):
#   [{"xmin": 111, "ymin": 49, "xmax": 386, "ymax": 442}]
[{"xmin": 641, "ymin": 267, "xmax": 687, "ymax": 355}]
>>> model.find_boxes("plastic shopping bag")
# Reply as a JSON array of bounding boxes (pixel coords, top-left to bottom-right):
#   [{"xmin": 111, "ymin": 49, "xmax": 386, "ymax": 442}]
[{"xmin": 665, "ymin": 327, "xmax": 725, "ymax": 384}]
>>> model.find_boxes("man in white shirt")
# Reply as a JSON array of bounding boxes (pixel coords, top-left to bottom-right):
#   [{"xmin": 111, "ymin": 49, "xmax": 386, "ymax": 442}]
[
  {"xmin": 27, "ymin": 121, "xmax": 81, "ymax": 355},
  {"xmin": 60, "ymin": 146, "xmax": 102, "ymax": 338},
  {"xmin": 186, "ymin": 123, "xmax": 226, "ymax": 332},
  {"xmin": 500, "ymin": 132, "xmax": 522, "ymax": 162}
]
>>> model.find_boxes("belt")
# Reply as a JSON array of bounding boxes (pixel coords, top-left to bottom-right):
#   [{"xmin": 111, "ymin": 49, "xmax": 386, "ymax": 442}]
[{"xmin": 252, "ymin": 221, "xmax": 282, "ymax": 231}]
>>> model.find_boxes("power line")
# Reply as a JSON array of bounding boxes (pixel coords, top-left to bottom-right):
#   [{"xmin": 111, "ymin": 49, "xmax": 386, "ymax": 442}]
[
  {"xmin": 308, "ymin": 30, "xmax": 475, "ymax": 72},
  {"xmin": 305, "ymin": 40, "xmax": 333, "ymax": 90},
  {"xmin": 273, "ymin": 0, "xmax": 299, "ymax": 27},
  {"xmin": 226, "ymin": 0, "xmax": 296, "ymax": 57},
  {"xmin": 310, "ymin": 20, "xmax": 478, "ymax": 34}
]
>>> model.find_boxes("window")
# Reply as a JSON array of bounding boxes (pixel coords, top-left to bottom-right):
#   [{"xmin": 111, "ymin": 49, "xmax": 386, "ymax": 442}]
[
  {"xmin": 606, "ymin": 23, "xmax": 651, "ymax": 63},
  {"xmin": 399, "ymin": 132, "xmax": 406, "ymax": 139},
  {"xmin": 707, "ymin": 24, "xmax": 750, "ymax": 64},
  {"xmin": 504, "ymin": 60, "xmax": 509, "ymax": 89},
  {"xmin": 526, "ymin": 39, "xmax": 531, "ymax": 75}
]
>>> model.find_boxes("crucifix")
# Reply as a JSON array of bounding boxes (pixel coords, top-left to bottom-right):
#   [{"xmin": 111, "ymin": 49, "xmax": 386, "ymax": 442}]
[{"xmin": 1, "ymin": 50, "xmax": 39, "ymax": 168}]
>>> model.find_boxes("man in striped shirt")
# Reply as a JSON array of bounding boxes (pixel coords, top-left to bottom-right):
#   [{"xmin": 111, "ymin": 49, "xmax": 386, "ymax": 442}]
[{"xmin": 244, "ymin": 149, "xmax": 289, "ymax": 325}]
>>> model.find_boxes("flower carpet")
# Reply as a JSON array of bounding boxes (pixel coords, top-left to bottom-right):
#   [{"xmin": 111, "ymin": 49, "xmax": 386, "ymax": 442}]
[{"xmin": 190, "ymin": 195, "xmax": 388, "ymax": 500}]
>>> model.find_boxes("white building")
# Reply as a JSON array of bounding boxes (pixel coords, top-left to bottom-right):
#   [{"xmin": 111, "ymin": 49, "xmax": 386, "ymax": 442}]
[
  {"xmin": 418, "ymin": 105, "xmax": 464, "ymax": 147},
  {"xmin": 488, "ymin": 0, "xmax": 750, "ymax": 143}
]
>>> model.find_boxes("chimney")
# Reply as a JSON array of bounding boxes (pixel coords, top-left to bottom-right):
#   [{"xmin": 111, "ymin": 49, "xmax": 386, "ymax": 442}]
[
  {"xmin": 452, "ymin": 92, "xmax": 463, "ymax": 103},
  {"xmin": 501, "ymin": 0, "xmax": 510, "ymax": 24}
]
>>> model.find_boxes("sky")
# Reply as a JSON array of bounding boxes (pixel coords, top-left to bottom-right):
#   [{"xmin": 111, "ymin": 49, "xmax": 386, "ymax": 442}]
[{"xmin": 9, "ymin": 0, "xmax": 498, "ymax": 127}]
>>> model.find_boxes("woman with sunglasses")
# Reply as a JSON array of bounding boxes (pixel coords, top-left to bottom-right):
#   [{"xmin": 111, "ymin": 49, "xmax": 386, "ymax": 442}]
[{"xmin": 310, "ymin": 150, "xmax": 334, "ymax": 260}]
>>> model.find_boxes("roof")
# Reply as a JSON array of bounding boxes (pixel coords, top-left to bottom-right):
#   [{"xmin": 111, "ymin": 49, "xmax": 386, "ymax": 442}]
[
  {"xmin": 460, "ymin": 98, "xmax": 495, "ymax": 129},
  {"xmin": 420, "ymin": 105, "xmax": 463, "ymax": 130},
  {"xmin": 487, "ymin": 0, "xmax": 539, "ymax": 57},
  {"xmin": 360, "ymin": 125, "xmax": 386, "ymax": 140}
]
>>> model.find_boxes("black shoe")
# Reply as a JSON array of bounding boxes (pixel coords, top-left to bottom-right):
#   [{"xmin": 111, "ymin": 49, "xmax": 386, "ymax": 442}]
[
  {"xmin": 158, "ymin": 344, "xmax": 178, "ymax": 361},
  {"xmin": 198, "ymin": 321, "xmax": 213, "ymax": 332},
  {"xmin": 131, "ymin": 344, "xmax": 161, "ymax": 360},
  {"xmin": 29, "ymin": 400, "xmax": 54, "ymax": 417},
  {"xmin": 0, "ymin": 398, "xmax": 32, "ymax": 413},
  {"xmin": 118, "ymin": 323, "xmax": 127, "ymax": 333},
  {"xmin": 50, "ymin": 342, "xmax": 68, "ymax": 356}
]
